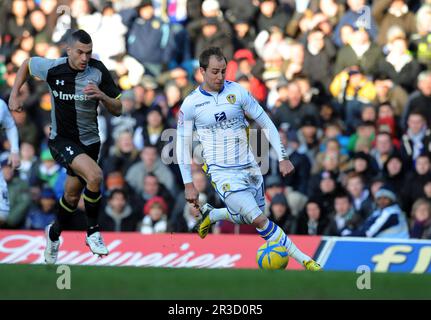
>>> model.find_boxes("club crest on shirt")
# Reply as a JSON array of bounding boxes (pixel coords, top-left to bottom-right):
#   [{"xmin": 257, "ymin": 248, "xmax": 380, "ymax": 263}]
[
  {"xmin": 226, "ymin": 94, "xmax": 236, "ymax": 104},
  {"xmin": 222, "ymin": 183, "xmax": 231, "ymax": 192}
]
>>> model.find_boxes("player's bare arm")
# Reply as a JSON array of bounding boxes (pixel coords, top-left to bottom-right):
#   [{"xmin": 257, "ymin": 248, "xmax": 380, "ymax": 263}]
[
  {"xmin": 83, "ymin": 83, "xmax": 122, "ymax": 116},
  {"xmin": 8, "ymin": 58, "xmax": 30, "ymax": 112}
]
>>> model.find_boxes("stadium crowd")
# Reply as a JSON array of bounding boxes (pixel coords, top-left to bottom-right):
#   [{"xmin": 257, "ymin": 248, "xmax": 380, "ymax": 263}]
[{"xmin": 1, "ymin": 0, "xmax": 431, "ymax": 239}]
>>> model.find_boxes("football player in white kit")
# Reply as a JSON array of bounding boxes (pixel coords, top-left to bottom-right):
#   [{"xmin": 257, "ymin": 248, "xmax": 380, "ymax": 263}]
[
  {"xmin": 0, "ymin": 98, "xmax": 20, "ymax": 222},
  {"xmin": 176, "ymin": 47, "xmax": 321, "ymax": 271}
]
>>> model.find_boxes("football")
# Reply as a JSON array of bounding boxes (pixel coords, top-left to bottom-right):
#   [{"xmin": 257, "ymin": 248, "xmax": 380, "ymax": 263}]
[{"xmin": 256, "ymin": 241, "xmax": 289, "ymax": 270}]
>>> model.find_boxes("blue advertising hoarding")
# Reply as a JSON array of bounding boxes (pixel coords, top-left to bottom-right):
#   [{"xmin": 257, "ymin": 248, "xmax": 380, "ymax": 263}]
[{"xmin": 318, "ymin": 237, "xmax": 431, "ymax": 273}]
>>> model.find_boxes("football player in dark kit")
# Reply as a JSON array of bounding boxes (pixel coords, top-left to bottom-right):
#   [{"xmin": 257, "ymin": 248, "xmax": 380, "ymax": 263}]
[{"xmin": 9, "ymin": 30, "xmax": 122, "ymax": 263}]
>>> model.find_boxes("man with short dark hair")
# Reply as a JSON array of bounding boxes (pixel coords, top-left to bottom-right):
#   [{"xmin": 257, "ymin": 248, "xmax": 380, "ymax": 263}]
[
  {"xmin": 8, "ymin": 29, "xmax": 123, "ymax": 264},
  {"xmin": 177, "ymin": 47, "xmax": 321, "ymax": 270}
]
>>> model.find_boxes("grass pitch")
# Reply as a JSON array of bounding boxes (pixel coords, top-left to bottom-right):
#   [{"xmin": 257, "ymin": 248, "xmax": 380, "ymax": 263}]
[{"xmin": 0, "ymin": 264, "xmax": 430, "ymax": 300}]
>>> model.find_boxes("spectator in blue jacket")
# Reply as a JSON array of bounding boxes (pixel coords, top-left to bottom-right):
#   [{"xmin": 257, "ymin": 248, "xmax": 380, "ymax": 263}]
[
  {"xmin": 25, "ymin": 187, "xmax": 56, "ymax": 230},
  {"xmin": 342, "ymin": 185, "xmax": 409, "ymax": 238},
  {"xmin": 122, "ymin": 0, "xmax": 176, "ymax": 77},
  {"xmin": 333, "ymin": 0, "xmax": 378, "ymax": 48}
]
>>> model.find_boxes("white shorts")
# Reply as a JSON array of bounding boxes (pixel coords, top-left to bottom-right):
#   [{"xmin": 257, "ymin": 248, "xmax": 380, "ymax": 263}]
[{"xmin": 204, "ymin": 164, "xmax": 265, "ymax": 222}]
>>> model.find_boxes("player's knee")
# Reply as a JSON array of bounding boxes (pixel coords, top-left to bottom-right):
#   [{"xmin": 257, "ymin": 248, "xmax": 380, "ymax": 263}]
[
  {"xmin": 252, "ymin": 214, "xmax": 268, "ymax": 229},
  {"xmin": 64, "ymin": 192, "xmax": 80, "ymax": 207},
  {"xmin": 86, "ymin": 169, "xmax": 103, "ymax": 188}
]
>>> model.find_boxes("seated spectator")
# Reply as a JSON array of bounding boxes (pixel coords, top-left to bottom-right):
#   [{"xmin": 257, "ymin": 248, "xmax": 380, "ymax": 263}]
[
  {"xmin": 25, "ymin": 187, "xmax": 56, "ymax": 230},
  {"xmin": 402, "ymin": 71, "xmax": 431, "ymax": 129},
  {"xmin": 370, "ymin": 131, "xmax": 397, "ymax": 171},
  {"xmin": 401, "ymin": 153, "xmax": 431, "ymax": 214},
  {"xmin": 373, "ymin": 76, "xmax": 408, "ymax": 118},
  {"xmin": 409, "ymin": 198, "xmax": 431, "ymax": 239},
  {"xmin": 378, "ymin": 28, "xmax": 421, "ymax": 93},
  {"xmin": 345, "ymin": 172, "xmax": 374, "ymax": 218},
  {"xmin": 400, "ymin": 112, "xmax": 431, "ymax": 170},
  {"xmin": 346, "ymin": 151, "xmax": 379, "ymax": 187},
  {"xmin": 342, "ymin": 185, "xmax": 409, "ymax": 238},
  {"xmin": 295, "ymin": 199, "xmax": 329, "ymax": 235},
  {"xmin": 99, "ymin": 188, "xmax": 140, "ymax": 232},
  {"xmin": 334, "ymin": 26, "xmax": 382, "ymax": 76},
  {"xmin": 372, "ymin": 0, "xmax": 416, "ymax": 46},
  {"xmin": 330, "ymin": 67, "xmax": 377, "ymax": 133},
  {"xmin": 324, "ymin": 190, "xmax": 362, "ymax": 236},
  {"xmin": 139, "ymin": 196, "xmax": 169, "ymax": 234},
  {"xmin": 126, "ymin": 145, "xmax": 176, "ymax": 196},
  {"xmin": 268, "ymin": 193, "xmax": 296, "ymax": 234},
  {"xmin": 103, "ymin": 130, "xmax": 140, "ymax": 176},
  {"xmin": 0, "ymin": 157, "xmax": 32, "ymax": 229},
  {"xmin": 264, "ymin": 175, "xmax": 308, "ymax": 218},
  {"xmin": 347, "ymin": 120, "xmax": 376, "ymax": 154}
]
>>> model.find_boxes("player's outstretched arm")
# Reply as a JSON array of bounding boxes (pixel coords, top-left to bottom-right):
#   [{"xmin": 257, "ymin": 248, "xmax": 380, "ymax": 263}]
[{"xmin": 8, "ymin": 58, "xmax": 31, "ymax": 112}]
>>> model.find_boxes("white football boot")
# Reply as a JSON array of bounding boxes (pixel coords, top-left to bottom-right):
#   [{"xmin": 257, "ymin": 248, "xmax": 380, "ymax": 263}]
[
  {"xmin": 44, "ymin": 224, "xmax": 60, "ymax": 264},
  {"xmin": 85, "ymin": 231, "xmax": 109, "ymax": 257}
]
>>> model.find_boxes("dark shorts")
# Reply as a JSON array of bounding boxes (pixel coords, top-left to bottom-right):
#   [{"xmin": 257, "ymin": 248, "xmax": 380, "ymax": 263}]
[{"xmin": 48, "ymin": 136, "xmax": 100, "ymax": 177}]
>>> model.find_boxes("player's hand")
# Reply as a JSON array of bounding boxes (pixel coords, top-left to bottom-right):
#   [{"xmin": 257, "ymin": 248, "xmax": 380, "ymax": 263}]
[
  {"xmin": 279, "ymin": 159, "xmax": 294, "ymax": 177},
  {"xmin": 8, "ymin": 152, "xmax": 20, "ymax": 170},
  {"xmin": 83, "ymin": 82, "xmax": 106, "ymax": 100},
  {"xmin": 184, "ymin": 183, "xmax": 199, "ymax": 209},
  {"xmin": 8, "ymin": 94, "xmax": 23, "ymax": 112}
]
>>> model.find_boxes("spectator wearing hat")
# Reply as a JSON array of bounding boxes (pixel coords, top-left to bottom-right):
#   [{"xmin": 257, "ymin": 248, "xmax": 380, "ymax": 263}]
[
  {"xmin": 268, "ymin": 192, "xmax": 296, "ymax": 234},
  {"xmin": 99, "ymin": 188, "xmax": 140, "ymax": 232},
  {"xmin": 409, "ymin": 198, "xmax": 431, "ymax": 239},
  {"xmin": 25, "ymin": 187, "xmax": 56, "ymax": 230},
  {"xmin": 139, "ymin": 195, "xmax": 169, "ymax": 233},
  {"xmin": 324, "ymin": 190, "xmax": 362, "ymax": 236},
  {"xmin": 308, "ymin": 169, "xmax": 340, "ymax": 214},
  {"xmin": 295, "ymin": 199, "xmax": 329, "ymax": 235},
  {"xmin": 297, "ymin": 115, "xmax": 322, "ymax": 166},
  {"xmin": 0, "ymin": 156, "xmax": 32, "ymax": 229},
  {"xmin": 342, "ymin": 185, "xmax": 409, "ymax": 238},
  {"xmin": 29, "ymin": 148, "xmax": 65, "ymax": 192}
]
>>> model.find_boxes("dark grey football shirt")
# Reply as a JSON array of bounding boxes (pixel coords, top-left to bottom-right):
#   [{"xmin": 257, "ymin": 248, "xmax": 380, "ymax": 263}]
[{"xmin": 29, "ymin": 57, "xmax": 121, "ymax": 145}]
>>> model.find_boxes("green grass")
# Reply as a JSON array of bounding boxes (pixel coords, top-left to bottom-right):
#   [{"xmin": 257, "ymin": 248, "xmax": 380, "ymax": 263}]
[{"xmin": 0, "ymin": 264, "xmax": 430, "ymax": 300}]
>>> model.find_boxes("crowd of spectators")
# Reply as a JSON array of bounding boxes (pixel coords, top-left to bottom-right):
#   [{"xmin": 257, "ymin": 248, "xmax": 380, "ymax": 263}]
[{"xmin": 1, "ymin": 0, "xmax": 431, "ymax": 239}]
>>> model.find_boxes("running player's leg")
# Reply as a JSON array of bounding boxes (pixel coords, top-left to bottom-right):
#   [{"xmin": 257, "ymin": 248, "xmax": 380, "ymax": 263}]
[
  {"xmin": 45, "ymin": 175, "xmax": 83, "ymax": 264},
  {"xmin": 69, "ymin": 154, "xmax": 108, "ymax": 256},
  {"xmin": 224, "ymin": 191, "xmax": 321, "ymax": 270}
]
